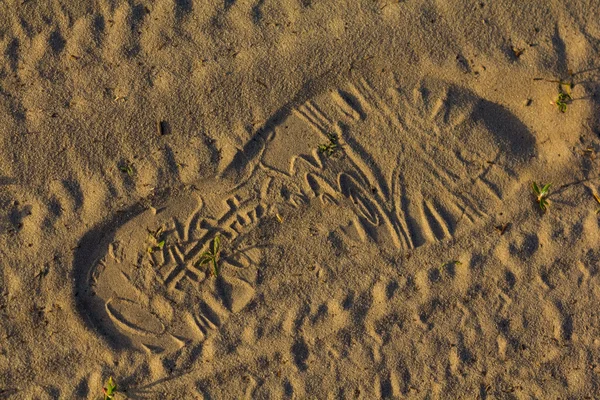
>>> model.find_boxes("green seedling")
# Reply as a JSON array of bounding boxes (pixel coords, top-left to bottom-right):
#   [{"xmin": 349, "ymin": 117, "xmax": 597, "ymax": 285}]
[
  {"xmin": 556, "ymin": 91, "xmax": 572, "ymax": 113},
  {"xmin": 119, "ymin": 163, "xmax": 134, "ymax": 176},
  {"xmin": 554, "ymin": 79, "xmax": 573, "ymax": 113},
  {"xmin": 147, "ymin": 240, "xmax": 165, "ymax": 253},
  {"xmin": 534, "ymin": 77, "xmax": 574, "ymax": 113},
  {"xmin": 318, "ymin": 133, "xmax": 339, "ymax": 157},
  {"xmin": 147, "ymin": 226, "xmax": 165, "ymax": 253},
  {"xmin": 196, "ymin": 235, "xmax": 221, "ymax": 277},
  {"xmin": 532, "ymin": 182, "xmax": 551, "ymax": 211},
  {"xmin": 103, "ymin": 377, "xmax": 116, "ymax": 400},
  {"xmin": 440, "ymin": 260, "xmax": 462, "ymax": 269}
]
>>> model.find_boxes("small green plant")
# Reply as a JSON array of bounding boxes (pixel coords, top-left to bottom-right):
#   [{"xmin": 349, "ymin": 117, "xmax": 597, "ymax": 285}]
[
  {"xmin": 119, "ymin": 163, "xmax": 134, "ymax": 176},
  {"xmin": 318, "ymin": 133, "xmax": 339, "ymax": 157},
  {"xmin": 196, "ymin": 235, "xmax": 221, "ymax": 277},
  {"xmin": 103, "ymin": 377, "xmax": 116, "ymax": 400},
  {"xmin": 147, "ymin": 226, "xmax": 166, "ymax": 253},
  {"xmin": 556, "ymin": 91, "xmax": 572, "ymax": 113},
  {"xmin": 440, "ymin": 260, "xmax": 462, "ymax": 269},
  {"xmin": 533, "ymin": 77, "xmax": 573, "ymax": 113},
  {"xmin": 532, "ymin": 182, "xmax": 551, "ymax": 211},
  {"xmin": 147, "ymin": 239, "xmax": 165, "ymax": 254}
]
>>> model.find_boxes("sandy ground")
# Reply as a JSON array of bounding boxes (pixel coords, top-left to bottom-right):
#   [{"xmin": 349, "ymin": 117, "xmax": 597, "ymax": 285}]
[{"xmin": 1, "ymin": 0, "xmax": 600, "ymax": 398}]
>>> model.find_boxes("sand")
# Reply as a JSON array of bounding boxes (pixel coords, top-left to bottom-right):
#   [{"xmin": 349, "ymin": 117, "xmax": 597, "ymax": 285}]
[{"xmin": 1, "ymin": 0, "xmax": 600, "ymax": 398}]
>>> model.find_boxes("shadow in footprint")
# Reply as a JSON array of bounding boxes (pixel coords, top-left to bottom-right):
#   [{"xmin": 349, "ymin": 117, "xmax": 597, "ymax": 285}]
[
  {"xmin": 224, "ymin": 0, "xmax": 236, "ymax": 11},
  {"xmin": 251, "ymin": 0, "xmax": 265, "ymax": 22},
  {"xmin": 0, "ymin": 176, "xmax": 15, "ymax": 186},
  {"xmin": 471, "ymin": 99, "xmax": 536, "ymax": 162},
  {"xmin": 5, "ymin": 38, "xmax": 19, "ymax": 72},
  {"xmin": 4, "ymin": 203, "xmax": 32, "ymax": 233},
  {"xmin": 75, "ymin": 378, "xmax": 90, "ymax": 398},
  {"xmin": 291, "ymin": 337, "xmax": 309, "ymax": 371},
  {"xmin": 175, "ymin": 0, "xmax": 193, "ymax": 20},
  {"xmin": 48, "ymin": 30, "xmax": 65, "ymax": 54},
  {"xmin": 555, "ymin": 300, "xmax": 573, "ymax": 341}
]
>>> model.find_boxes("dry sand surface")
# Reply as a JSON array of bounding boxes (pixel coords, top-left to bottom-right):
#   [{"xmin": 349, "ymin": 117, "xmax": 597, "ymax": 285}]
[{"xmin": 2, "ymin": 0, "xmax": 600, "ymax": 398}]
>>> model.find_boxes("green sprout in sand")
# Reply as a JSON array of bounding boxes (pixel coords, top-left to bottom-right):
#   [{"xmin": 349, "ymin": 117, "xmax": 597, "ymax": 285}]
[
  {"xmin": 196, "ymin": 235, "xmax": 222, "ymax": 277},
  {"xmin": 103, "ymin": 377, "xmax": 116, "ymax": 400},
  {"xmin": 147, "ymin": 226, "xmax": 166, "ymax": 253},
  {"xmin": 440, "ymin": 260, "xmax": 462, "ymax": 269},
  {"xmin": 533, "ymin": 77, "xmax": 573, "ymax": 113},
  {"xmin": 556, "ymin": 91, "xmax": 572, "ymax": 113},
  {"xmin": 554, "ymin": 79, "xmax": 573, "ymax": 113},
  {"xmin": 119, "ymin": 163, "xmax": 134, "ymax": 176},
  {"xmin": 318, "ymin": 133, "xmax": 340, "ymax": 157},
  {"xmin": 532, "ymin": 182, "xmax": 551, "ymax": 212}
]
